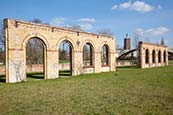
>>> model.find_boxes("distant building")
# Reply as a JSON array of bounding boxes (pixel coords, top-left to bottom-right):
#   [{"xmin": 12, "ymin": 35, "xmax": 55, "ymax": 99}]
[
  {"xmin": 124, "ymin": 33, "xmax": 131, "ymax": 50},
  {"xmin": 116, "ymin": 33, "xmax": 137, "ymax": 59}
]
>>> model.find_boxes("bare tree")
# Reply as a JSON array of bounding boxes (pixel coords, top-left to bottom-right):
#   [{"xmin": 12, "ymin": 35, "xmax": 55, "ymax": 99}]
[
  {"xmin": 96, "ymin": 28, "xmax": 114, "ymax": 37},
  {"xmin": 116, "ymin": 43, "xmax": 123, "ymax": 50},
  {"xmin": 30, "ymin": 18, "xmax": 50, "ymax": 25},
  {"xmin": 0, "ymin": 21, "xmax": 5, "ymax": 49},
  {"xmin": 59, "ymin": 48, "xmax": 68, "ymax": 61},
  {"xmin": 83, "ymin": 45, "xmax": 90, "ymax": 61},
  {"xmin": 31, "ymin": 18, "xmax": 42, "ymax": 24},
  {"xmin": 26, "ymin": 38, "xmax": 44, "ymax": 65},
  {"xmin": 0, "ymin": 20, "xmax": 5, "ymax": 64},
  {"xmin": 59, "ymin": 42, "xmax": 70, "ymax": 61},
  {"xmin": 134, "ymin": 31, "xmax": 139, "ymax": 48},
  {"xmin": 65, "ymin": 25, "xmax": 83, "ymax": 31}
]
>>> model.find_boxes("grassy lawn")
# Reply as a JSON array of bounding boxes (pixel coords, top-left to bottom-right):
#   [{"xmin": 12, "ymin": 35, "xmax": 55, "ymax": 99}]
[
  {"xmin": 169, "ymin": 60, "xmax": 173, "ymax": 65},
  {"xmin": 59, "ymin": 60, "xmax": 70, "ymax": 64},
  {"xmin": 0, "ymin": 66, "xmax": 173, "ymax": 115}
]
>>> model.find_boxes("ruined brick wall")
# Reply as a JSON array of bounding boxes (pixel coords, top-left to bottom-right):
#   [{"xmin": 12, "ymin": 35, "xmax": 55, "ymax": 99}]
[
  {"xmin": 138, "ymin": 41, "xmax": 168, "ymax": 68},
  {"xmin": 4, "ymin": 19, "xmax": 116, "ymax": 83}
]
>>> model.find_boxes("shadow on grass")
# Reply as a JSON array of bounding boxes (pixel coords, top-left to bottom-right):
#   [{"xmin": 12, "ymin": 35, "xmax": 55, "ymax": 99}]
[
  {"xmin": 0, "ymin": 74, "xmax": 5, "ymax": 82},
  {"xmin": 168, "ymin": 60, "xmax": 173, "ymax": 65},
  {"xmin": 117, "ymin": 66, "xmax": 139, "ymax": 69},
  {"xmin": 0, "ymin": 71, "xmax": 72, "ymax": 82},
  {"xmin": 27, "ymin": 72, "xmax": 44, "ymax": 79},
  {"xmin": 59, "ymin": 70, "xmax": 71, "ymax": 77}
]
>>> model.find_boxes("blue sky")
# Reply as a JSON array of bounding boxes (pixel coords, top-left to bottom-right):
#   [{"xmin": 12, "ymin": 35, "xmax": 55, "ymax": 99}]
[{"xmin": 0, "ymin": 0, "xmax": 173, "ymax": 48}]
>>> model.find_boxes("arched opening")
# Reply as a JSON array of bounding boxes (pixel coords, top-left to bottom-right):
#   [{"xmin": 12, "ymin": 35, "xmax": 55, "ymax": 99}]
[
  {"xmin": 145, "ymin": 49, "xmax": 149, "ymax": 64},
  {"xmin": 158, "ymin": 50, "xmax": 161, "ymax": 63},
  {"xmin": 26, "ymin": 37, "xmax": 46, "ymax": 80},
  {"xmin": 152, "ymin": 50, "xmax": 156, "ymax": 63},
  {"xmin": 83, "ymin": 43, "xmax": 94, "ymax": 67},
  {"xmin": 101, "ymin": 45, "xmax": 109, "ymax": 66},
  {"xmin": 164, "ymin": 51, "xmax": 166, "ymax": 63},
  {"xmin": 59, "ymin": 40, "xmax": 73, "ymax": 76},
  {"xmin": 0, "ymin": 50, "xmax": 5, "ymax": 82}
]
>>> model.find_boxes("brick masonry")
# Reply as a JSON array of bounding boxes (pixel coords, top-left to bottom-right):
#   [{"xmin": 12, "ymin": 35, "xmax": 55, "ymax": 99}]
[
  {"xmin": 138, "ymin": 41, "xmax": 168, "ymax": 68},
  {"xmin": 4, "ymin": 19, "xmax": 116, "ymax": 83}
]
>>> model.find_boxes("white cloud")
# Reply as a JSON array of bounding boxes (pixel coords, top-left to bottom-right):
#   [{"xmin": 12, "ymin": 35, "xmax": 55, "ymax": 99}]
[
  {"xmin": 78, "ymin": 18, "xmax": 96, "ymax": 23},
  {"xmin": 131, "ymin": 1, "xmax": 153, "ymax": 13},
  {"xmin": 49, "ymin": 18, "xmax": 66, "ymax": 26},
  {"xmin": 77, "ymin": 18, "xmax": 95, "ymax": 30},
  {"xmin": 111, "ymin": 5, "xmax": 118, "ymax": 10},
  {"xmin": 145, "ymin": 27, "xmax": 169, "ymax": 36},
  {"xmin": 135, "ymin": 27, "xmax": 169, "ymax": 37},
  {"xmin": 119, "ymin": 1, "xmax": 131, "ymax": 9},
  {"xmin": 112, "ymin": 1, "xmax": 156, "ymax": 13},
  {"xmin": 49, "ymin": 17, "xmax": 95, "ymax": 30},
  {"xmin": 80, "ymin": 23, "xmax": 93, "ymax": 30},
  {"xmin": 134, "ymin": 28, "xmax": 144, "ymax": 36}
]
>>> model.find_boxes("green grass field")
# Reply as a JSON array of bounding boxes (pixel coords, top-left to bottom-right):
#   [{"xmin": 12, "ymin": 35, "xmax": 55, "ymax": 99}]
[
  {"xmin": 0, "ymin": 66, "xmax": 173, "ymax": 115},
  {"xmin": 169, "ymin": 60, "xmax": 173, "ymax": 65}
]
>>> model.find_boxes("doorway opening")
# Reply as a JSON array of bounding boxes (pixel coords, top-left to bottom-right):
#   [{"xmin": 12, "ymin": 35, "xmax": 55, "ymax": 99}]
[
  {"xmin": 59, "ymin": 40, "xmax": 73, "ymax": 77},
  {"xmin": 26, "ymin": 37, "xmax": 46, "ymax": 80}
]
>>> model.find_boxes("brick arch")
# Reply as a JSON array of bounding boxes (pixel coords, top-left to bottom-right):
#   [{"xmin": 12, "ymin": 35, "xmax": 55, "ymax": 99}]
[
  {"xmin": 80, "ymin": 39, "xmax": 96, "ymax": 52},
  {"xmin": 56, "ymin": 36, "xmax": 77, "ymax": 51},
  {"xmin": 158, "ymin": 50, "xmax": 161, "ymax": 63},
  {"xmin": 100, "ymin": 42, "xmax": 110, "ymax": 66},
  {"xmin": 22, "ymin": 33, "xmax": 48, "ymax": 80},
  {"xmin": 99, "ymin": 41, "xmax": 111, "ymax": 52},
  {"xmin": 145, "ymin": 49, "xmax": 149, "ymax": 64},
  {"xmin": 152, "ymin": 49, "xmax": 156, "ymax": 63},
  {"xmin": 163, "ymin": 50, "xmax": 167, "ymax": 63},
  {"xmin": 82, "ymin": 40, "xmax": 95, "ymax": 67},
  {"xmin": 5, "ymin": 19, "xmax": 116, "ymax": 83},
  {"xmin": 22, "ymin": 33, "xmax": 49, "ymax": 49},
  {"xmin": 57, "ymin": 36, "xmax": 76, "ymax": 76}
]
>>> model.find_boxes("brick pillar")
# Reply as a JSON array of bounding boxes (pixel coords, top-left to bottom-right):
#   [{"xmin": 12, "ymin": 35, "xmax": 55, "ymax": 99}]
[
  {"xmin": 110, "ymin": 52, "xmax": 116, "ymax": 71},
  {"xmin": 73, "ymin": 51, "xmax": 83, "ymax": 75},
  {"xmin": 166, "ymin": 50, "xmax": 169, "ymax": 66},
  {"xmin": 94, "ymin": 52, "xmax": 101, "ymax": 73},
  {"xmin": 161, "ymin": 50, "xmax": 164, "ymax": 66},
  {"xmin": 155, "ymin": 50, "xmax": 158, "ymax": 67},
  {"xmin": 139, "ymin": 45, "xmax": 145, "ymax": 68},
  {"xmin": 149, "ymin": 50, "xmax": 152, "ymax": 67},
  {"xmin": 47, "ymin": 50, "xmax": 59, "ymax": 79},
  {"xmin": 6, "ymin": 49, "xmax": 26, "ymax": 83}
]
